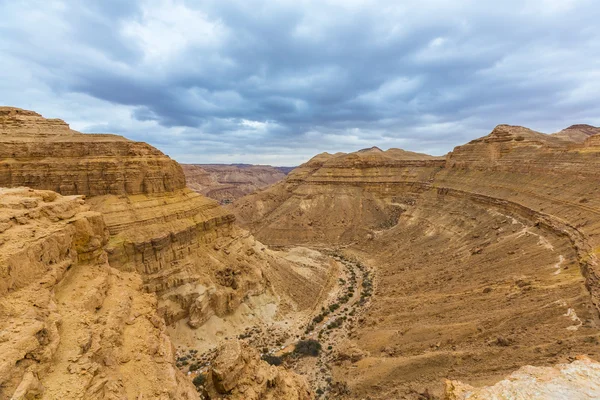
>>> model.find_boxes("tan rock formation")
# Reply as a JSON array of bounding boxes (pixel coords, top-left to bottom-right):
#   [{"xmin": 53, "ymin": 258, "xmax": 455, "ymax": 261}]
[
  {"xmin": 182, "ymin": 164, "xmax": 287, "ymax": 203},
  {"xmin": 0, "ymin": 107, "xmax": 185, "ymax": 196},
  {"xmin": 233, "ymin": 125, "xmax": 600, "ymax": 398},
  {"xmin": 551, "ymin": 124, "xmax": 600, "ymax": 143},
  {"xmin": 0, "ymin": 106, "xmax": 73, "ymax": 136},
  {"xmin": 0, "ymin": 188, "xmax": 198, "ymax": 400},
  {"xmin": 0, "ymin": 107, "xmax": 328, "ymax": 331},
  {"xmin": 232, "ymin": 148, "xmax": 444, "ymax": 245},
  {"xmin": 444, "ymin": 356, "xmax": 600, "ymax": 399},
  {"xmin": 204, "ymin": 340, "xmax": 314, "ymax": 400}
]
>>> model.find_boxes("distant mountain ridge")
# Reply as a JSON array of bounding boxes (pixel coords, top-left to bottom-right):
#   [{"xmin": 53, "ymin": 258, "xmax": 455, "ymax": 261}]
[{"xmin": 182, "ymin": 163, "xmax": 294, "ymax": 203}]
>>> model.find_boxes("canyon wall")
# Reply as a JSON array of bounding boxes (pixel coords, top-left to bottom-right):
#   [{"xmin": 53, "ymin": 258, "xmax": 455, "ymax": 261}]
[
  {"xmin": 0, "ymin": 188, "xmax": 199, "ymax": 399},
  {"xmin": 0, "ymin": 107, "xmax": 323, "ymax": 399},
  {"xmin": 232, "ymin": 125, "xmax": 600, "ymax": 398}
]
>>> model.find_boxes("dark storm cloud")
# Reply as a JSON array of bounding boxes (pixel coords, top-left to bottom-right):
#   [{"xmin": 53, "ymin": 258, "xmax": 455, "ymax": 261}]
[{"xmin": 1, "ymin": 0, "xmax": 599, "ymax": 165}]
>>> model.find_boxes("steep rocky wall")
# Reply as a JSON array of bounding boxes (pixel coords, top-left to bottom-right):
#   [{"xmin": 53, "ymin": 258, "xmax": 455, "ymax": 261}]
[
  {"xmin": 0, "ymin": 107, "xmax": 185, "ymax": 196},
  {"xmin": 0, "ymin": 188, "xmax": 198, "ymax": 400},
  {"xmin": 0, "ymin": 107, "xmax": 328, "ymax": 337}
]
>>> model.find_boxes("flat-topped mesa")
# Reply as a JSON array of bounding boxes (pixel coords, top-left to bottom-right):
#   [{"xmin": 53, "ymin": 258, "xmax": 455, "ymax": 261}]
[
  {"xmin": 0, "ymin": 106, "xmax": 74, "ymax": 136},
  {"xmin": 0, "ymin": 107, "xmax": 185, "ymax": 196}
]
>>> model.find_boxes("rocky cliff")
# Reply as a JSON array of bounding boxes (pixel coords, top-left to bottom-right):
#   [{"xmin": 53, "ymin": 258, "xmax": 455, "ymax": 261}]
[
  {"xmin": 0, "ymin": 107, "xmax": 185, "ymax": 196},
  {"xmin": 0, "ymin": 188, "xmax": 198, "ymax": 399},
  {"xmin": 0, "ymin": 108, "xmax": 325, "ymax": 399},
  {"xmin": 204, "ymin": 340, "xmax": 314, "ymax": 400},
  {"xmin": 233, "ymin": 126, "xmax": 600, "ymax": 398}
]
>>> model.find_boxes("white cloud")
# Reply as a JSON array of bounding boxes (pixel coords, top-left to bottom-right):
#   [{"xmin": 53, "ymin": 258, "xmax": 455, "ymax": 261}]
[{"xmin": 121, "ymin": 0, "xmax": 227, "ymax": 64}]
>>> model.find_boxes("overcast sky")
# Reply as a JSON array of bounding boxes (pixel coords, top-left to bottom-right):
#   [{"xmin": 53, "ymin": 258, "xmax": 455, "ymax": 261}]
[{"xmin": 1, "ymin": 0, "xmax": 599, "ymax": 165}]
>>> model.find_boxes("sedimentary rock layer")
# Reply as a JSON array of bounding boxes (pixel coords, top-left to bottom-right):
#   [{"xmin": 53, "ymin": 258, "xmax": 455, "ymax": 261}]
[
  {"xmin": 0, "ymin": 107, "xmax": 327, "ymax": 351},
  {"xmin": 232, "ymin": 125, "xmax": 600, "ymax": 398},
  {"xmin": 182, "ymin": 164, "xmax": 287, "ymax": 203},
  {"xmin": 0, "ymin": 107, "xmax": 185, "ymax": 196},
  {"xmin": 0, "ymin": 188, "xmax": 198, "ymax": 400}
]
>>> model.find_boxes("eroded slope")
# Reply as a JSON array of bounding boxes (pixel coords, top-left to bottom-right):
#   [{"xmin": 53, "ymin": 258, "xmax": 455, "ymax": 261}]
[
  {"xmin": 232, "ymin": 125, "xmax": 600, "ymax": 398},
  {"xmin": 0, "ymin": 188, "xmax": 198, "ymax": 399}
]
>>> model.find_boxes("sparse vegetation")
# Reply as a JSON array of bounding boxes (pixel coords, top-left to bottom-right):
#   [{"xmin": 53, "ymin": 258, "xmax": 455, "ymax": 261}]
[
  {"xmin": 294, "ymin": 339, "xmax": 322, "ymax": 357},
  {"xmin": 192, "ymin": 373, "xmax": 206, "ymax": 388},
  {"xmin": 262, "ymin": 354, "xmax": 284, "ymax": 366}
]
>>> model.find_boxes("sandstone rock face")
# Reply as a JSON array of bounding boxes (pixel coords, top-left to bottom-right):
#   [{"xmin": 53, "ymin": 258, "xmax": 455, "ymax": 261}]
[
  {"xmin": 0, "ymin": 106, "xmax": 73, "ymax": 136},
  {"xmin": 444, "ymin": 356, "xmax": 600, "ymax": 400},
  {"xmin": 205, "ymin": 340, "xmax": 314, "ymax": 400},
  {"xmin": 0, "ymin": 107, "xmax": 185, "ymax": 196},
  {"xmin": 234, "ymin": 125, "xmax": 600, "ymax": 398},
  {"xmin": 232, "ymin": 148, "xmax": 444, "ymax": 245},
  {"xmin": 0, "ymin": 188, "xmax": 198, "ymax": 400},
  {"xmin": 182, "ymin": 164, "xmax": 288, "ymax": 203},
  {"xmin": 0, "ymin": 107, "xmax": 328, "ymax": 392}
]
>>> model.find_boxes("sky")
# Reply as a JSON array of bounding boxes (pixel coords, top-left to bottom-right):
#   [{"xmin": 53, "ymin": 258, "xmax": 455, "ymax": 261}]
[{"xmin": 1, "ymin": 0, "xmax": 599, "ymax": 166}]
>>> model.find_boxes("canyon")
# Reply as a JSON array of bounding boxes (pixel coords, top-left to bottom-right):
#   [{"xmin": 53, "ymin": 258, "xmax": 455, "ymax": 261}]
[
  {"xmin": 182, "ymin": 164, "xmax": 290, "ymax": 204},
  {"xmin": 232, "ymin": 124, "xmax": 600, "ymax": 398},
  {"xmin": 1, "ymin": 106, "xmax": 600, "ymax": 400}
]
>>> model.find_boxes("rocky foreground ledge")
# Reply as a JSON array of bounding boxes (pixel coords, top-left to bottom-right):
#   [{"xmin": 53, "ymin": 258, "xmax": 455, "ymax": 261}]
[{"xmin": 445, "ymin": 356, "xmax": 600, "ymax": 399}]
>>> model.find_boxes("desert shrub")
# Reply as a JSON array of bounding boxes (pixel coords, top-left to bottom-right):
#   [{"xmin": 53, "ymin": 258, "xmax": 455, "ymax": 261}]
[
  {"xmin": 262, "ymin": 354, "xmax": 284, "ymax": 366},
  {"xmin": 193, "ymin": 373, "xmax": 206, "ymax": 387},
  {"xmin": 294, "ymin": 339, "xmax": 322, "ymax": 357},
  {"xmin": 189, "ymin": 363, "xmax": 200, "ymax": 371}
]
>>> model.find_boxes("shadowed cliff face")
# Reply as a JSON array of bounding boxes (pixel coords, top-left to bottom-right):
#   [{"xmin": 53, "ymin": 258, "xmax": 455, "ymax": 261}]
[{"xmin": 232, "ymin": 125, "xmax": 600, "ymax": 398}]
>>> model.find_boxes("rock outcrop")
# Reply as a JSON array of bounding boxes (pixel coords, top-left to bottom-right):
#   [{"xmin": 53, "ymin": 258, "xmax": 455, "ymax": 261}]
[
  {"xmin": 0, "ymin": 107, "xmax": 185, "ymax": 196},
  {"xmin": 0, "ymin": 107, "xmax": 326, "ymax": 399},
  {"xmin": 0, "ymin": 107, "xmax": 328, "ymax": 333},
  {"xmin": 182, "ymin": 164, "xmax": 288, "ymax": 203},
  {"xmin": 204, "ymin": 340, "xmax": 314, "ymax": 400},
  {"xmin": 232, "ymin": 148, "xmax": 444, "ymax": 245},
  {"xmin": 0, "ymin": 188, "xmax": 198, "ymax": 399},
  {"xmin": 444, "ymin": 356, "xmax": 600, "ymax": 399}
]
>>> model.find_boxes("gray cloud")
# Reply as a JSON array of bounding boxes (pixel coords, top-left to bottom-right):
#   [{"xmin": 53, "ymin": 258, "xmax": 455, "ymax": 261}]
[{"xmin": 1, "ymin": 0, "xmax": 599, "ymax": 165}]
